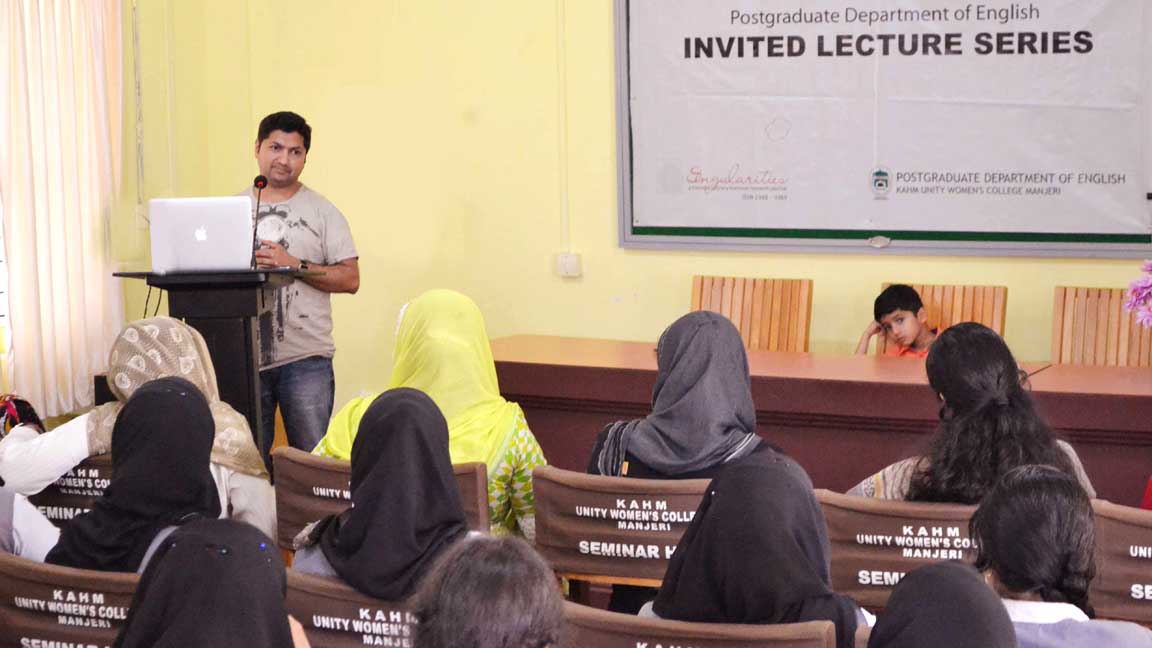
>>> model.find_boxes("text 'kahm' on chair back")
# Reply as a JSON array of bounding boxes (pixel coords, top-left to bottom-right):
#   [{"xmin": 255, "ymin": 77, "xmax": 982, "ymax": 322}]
[
  {"xmin": 0, "ymin": 550, "xmax": 138, "ymax": 648},
  {"xmin": 272, "ymin": 446, "xmax": 489, "ymax": 550},
  {"xmin": 816, "ymin": 489, "xmax": 977, "ymax": 609},
  {"xmin": 1090, "ymin": 499, "xmax": 1152, "ymax": 625},
  {"xmin": 286, "ymin": 569, "xmax": 415, "ymax": 648},
  {"xmin": 691, "ymin": 276, "xmax": 813, "ymax": 352},
  {"xmin": 27, "ymin": 453, "xmax": 113, "ymax": 528},
  {"xmin": 532, "ymin": 465, "xmax": 708, "ymax": 587},
  {"xmin": 561, "ymin": 600, "xmax": 836, "ymax": 648}
]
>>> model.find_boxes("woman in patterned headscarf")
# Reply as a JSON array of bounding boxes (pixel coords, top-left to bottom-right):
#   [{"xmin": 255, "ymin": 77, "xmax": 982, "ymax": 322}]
[
  {"xmin": 0, "ymin": 317, "xmax": 275, "ymax": 540},
  {"xmin": 313, "ymin": 290, "xmax": 546, "ymax": 540}
]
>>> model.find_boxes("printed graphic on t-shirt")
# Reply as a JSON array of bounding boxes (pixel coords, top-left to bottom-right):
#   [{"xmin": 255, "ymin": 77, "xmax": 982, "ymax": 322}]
[{"xmin": 249, "ymin": 187, "xmax": 356, "ymax": 369}]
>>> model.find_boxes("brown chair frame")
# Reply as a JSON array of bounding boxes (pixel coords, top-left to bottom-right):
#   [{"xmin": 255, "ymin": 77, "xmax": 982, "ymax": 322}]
[
  {"xmin": 691, "ymin": 275, "xmax": 813, "ymax": 352},
  {"xmin": 1052, "ymin": 287, "xmax": 1152, "ymax": 367},
  {"xmin": 562, "ymin": 600, "xmax": 837, "ymax": 648}
]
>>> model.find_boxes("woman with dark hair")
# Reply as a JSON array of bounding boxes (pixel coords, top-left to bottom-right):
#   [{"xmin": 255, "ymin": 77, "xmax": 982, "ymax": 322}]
[
  {"xmin": 410, "ymin": 535, "xmax": 564, "ymax": 648},
  {"xmin": 292, "ymin": 388, "xmax": 469, "ymax": 600},
  {"xmin": 116, "ymin": 518, "xmax": 311, "ymax": 648},
  {"xmin": 587, "ymin": 311, "xmax": 777, "ymax": 613},
  {"xmin": 849, "ymin": 322, "xmax": 1093, "ymax": 503},
  {"xmin": 45, "ymin": 377, "xmax": 221, "ymax": 572},
  {"xmin": 646, "ymin": 454, "xmax": 865, "ymax": 648},
  {"xmin": 971, "ymin": 464, "xmax": 1152, "ymax": 647},
  {"xmin": 867, "ymin": 561, "xmax": 1016, "ymax": 648}
]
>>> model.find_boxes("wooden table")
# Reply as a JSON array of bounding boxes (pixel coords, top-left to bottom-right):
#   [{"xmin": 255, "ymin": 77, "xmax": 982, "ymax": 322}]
[{"xmin": 493, "ymin": 335, "xmax": 1152, "ymax": 507}]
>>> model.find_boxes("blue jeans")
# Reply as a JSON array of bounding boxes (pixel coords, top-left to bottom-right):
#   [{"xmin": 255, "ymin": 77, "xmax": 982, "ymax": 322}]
[{"xmin": 260, "ymin": 355, "xmax": 335, "ymax": 470}]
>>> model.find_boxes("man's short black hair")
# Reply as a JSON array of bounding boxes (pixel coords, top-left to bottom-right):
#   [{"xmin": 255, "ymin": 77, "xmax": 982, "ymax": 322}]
[
  {"xmin": 874, "ymin": 284, "xmax": 924, "ymax": 322},
  {"xmin": 256, "ymin": 111, "xmax": 311, "ymax": 151}
]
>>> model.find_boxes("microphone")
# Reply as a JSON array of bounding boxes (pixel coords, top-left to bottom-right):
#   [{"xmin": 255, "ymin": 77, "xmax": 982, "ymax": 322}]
[{"xmin": 251, "ymin": 175, "xmax": 267, "ymax": 269}]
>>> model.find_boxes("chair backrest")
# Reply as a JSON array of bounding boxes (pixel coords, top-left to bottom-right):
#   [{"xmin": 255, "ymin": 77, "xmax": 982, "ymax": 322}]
[
  {"xmin": 691, "ymin": 275, "xmax": 813, "ymax": 352},
  {"xmin": 26, "ymin": 453, "xmax": 114, "ymax": 527},
  {"xmin": 285, "ymin": 570, "xmax": 415, "ymax": 648},
  {"xmin": 271, "ymin": 447, "xmax": 489, "ymax": 550},
  {"xmin": 561, "ymin": 601, "xmax": 836, "ymax": 648},
  {"xmin": 875, "ymin": 283, "xmax": 1007, "ymax": 355},
  {"xmin": 1051, "ymin": 287, "xmax": 1152, "ymax": 367},
  {"xmin": 532, "ymin": 465, "xmax": 708, "ymax": 586},
  {"xmin": 816, "ymin": 489, "xmax": 977, "ymax": 608},
  {"xmin": 1090, "ymin": 499, "xmax": 1152, "ymax": 624},
  {"xmin": 0, "ymin": 550, "xmax": 138, "ymax": 646}
]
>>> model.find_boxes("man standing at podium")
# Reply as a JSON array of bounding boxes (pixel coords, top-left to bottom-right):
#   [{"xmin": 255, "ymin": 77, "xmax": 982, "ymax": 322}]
[{"xmin": 249, "ymin": 111, "xmax": 359, "ymax": 464}]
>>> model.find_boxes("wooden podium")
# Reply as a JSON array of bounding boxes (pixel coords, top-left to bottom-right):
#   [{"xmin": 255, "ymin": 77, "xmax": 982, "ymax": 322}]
[{"xmin": 113, "ymin": 269, "xmax": 296, "ymax": 450}]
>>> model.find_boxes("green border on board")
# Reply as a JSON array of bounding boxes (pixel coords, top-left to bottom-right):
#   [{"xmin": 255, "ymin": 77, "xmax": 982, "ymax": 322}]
[{"xmin": 631, "ymin": 226, "xmax": 1152, "ymax": 244}]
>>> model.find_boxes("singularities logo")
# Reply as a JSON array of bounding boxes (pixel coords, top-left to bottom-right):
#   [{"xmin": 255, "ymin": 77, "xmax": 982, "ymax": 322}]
[
  {"xmin": 871, "ymin": 167, "xmax": 892, "ymax": 199},
  {"xmin": 685, "ymin": 164, "xmax": 788, "ymax": 194}
]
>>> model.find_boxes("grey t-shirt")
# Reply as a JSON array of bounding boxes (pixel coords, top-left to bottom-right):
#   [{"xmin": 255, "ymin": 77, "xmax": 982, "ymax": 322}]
[{"xmin": 250, "ymin": 185, "xmax": 358, "ymax": 369}]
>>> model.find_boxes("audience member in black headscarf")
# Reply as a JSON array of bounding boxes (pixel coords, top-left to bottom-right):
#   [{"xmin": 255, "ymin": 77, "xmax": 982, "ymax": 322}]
[
  {"xmin": 589, "ymin": 310, "xmax": 763, "ymax": 479},
  {"xmin": 411, "ymin": 535, "xmax": 564, "ymax": 648},
  {"xmin": 292, "ymin": 388, "xmax": 468, "ymax": 600},
  {"xmin": 116, "ymin": 517, "xmax": 310, "ymax": 648},
  {"xmin": 867, "ymin": 561, "xmax": 1015, "ymax": 648},
  {"xmin": 45, "ymin": 377, "xmax": 221, "ymax": 572},
  {"xmin": 587, "ymin": 311, "xmax": 771, "ymax": 613},
  {"xmin": 650, "ymin": 453, "xmax": 861, "ymax": 648}
]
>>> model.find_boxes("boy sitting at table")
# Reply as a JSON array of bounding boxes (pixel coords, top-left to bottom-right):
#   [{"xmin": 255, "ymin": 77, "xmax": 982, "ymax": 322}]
[{"xmin": 855, "ymin": 284, "xmax": 937, "ymax": 357}]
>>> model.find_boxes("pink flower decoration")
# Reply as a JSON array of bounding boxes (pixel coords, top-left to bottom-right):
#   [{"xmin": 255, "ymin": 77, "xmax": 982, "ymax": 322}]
[{"xmin": 1126, "ymin": 260, "xmax": 1152, "ymax": 329}]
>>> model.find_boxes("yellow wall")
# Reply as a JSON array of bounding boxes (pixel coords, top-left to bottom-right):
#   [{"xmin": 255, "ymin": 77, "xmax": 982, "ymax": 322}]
[{"xmin": 118, "ymin": 0, "xmax": 1145, "ymax": 407}]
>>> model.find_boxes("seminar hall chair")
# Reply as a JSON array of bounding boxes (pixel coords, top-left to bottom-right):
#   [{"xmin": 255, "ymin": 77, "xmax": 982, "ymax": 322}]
[
  {"xmin": 27, "ymin": 453, "xmax": 113, "ymax": 527},
  {"xmin": 561, "ymin": 600, "xmax": 837, "ymax": 648},
  {"xmin": 286, "ymin": 569, "xmax": 414, "ymax": 648},
  {"xmin": 271, "ymin": 447, "xmax": 490, "ymax": 551},
  {"xmin": 874, "ymin": 282, "xmax": 1007, "ymax": 355},
  {"xmin": 531, "ymin": 465, "xmax": 708, "ymax": 589},
  {"xmin": 1051, "ymin": 287, "xmax": 1152, "ymax": 367},
  {"xmin": 1090, "ymin": 499, "xmax": 1152, "ymax": 625},
  {"xmin": 815, "ymin": 489, "xmax": 977, "ymax": 609},
  {"xmin": 0, "ymin": 550, "xmax": 138, "ymax": 646},
  {"xmin": 691, "ymin": 275, "xmax": 814, "ymax": 352}
]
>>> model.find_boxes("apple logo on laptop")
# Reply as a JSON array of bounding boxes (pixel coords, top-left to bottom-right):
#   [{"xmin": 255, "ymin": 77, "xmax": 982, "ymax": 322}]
[{"xmin": 194, "ymin": 226, "xmax": 208, "ymax": 242}]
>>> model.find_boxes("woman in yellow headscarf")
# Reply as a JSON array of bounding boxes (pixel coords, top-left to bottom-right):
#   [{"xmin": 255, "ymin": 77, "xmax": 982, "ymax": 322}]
[{"xmin": 313, "ymin": 290, "xmax": 546, "ymax": 539}]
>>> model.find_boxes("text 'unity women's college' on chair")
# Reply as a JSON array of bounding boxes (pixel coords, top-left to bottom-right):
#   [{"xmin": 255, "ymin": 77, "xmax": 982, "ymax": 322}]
[
  {"xmin": 561, "ymin": 601, "xmax": 837, "ymax": 648},
  {"xmin": 532, "ymin": 466, "xmax": 708, "ymax": 588},
  {"xmin": 286, "ymin": 569, "xmax": 415, "ymax": 648},
  {"xmin": 691, "ymin": 276, "xmax": 813, "ymax": 352},
  {"xmin": 815, "ymin": 489, "xmax": 978, "ymax": 610},
  {"xmin": 27, "ymin": 453, "xmax": 113, "ymax": 527},
  {"xmin": 0, "ymin": 551, "xmax": 138, "ymax": 647},
  {"xmin": 1051, "ymin": 287, "xmax": 1152, "ymax": 367},
  {"xmin": 271, "ymin": 447, "xmax": 490, "ymax": 552},
  {"xmin": 874, "ymin": 282, "xmax": 1007, "ymax": 355},
  {"xmin": 1089, "ymin": 499, "xmax": 1152, "ymax": 625}
]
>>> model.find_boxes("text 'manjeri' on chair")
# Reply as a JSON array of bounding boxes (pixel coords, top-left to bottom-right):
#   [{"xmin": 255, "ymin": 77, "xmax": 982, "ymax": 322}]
[
  {"xmin": 561, "ymin": 600, "xmax": 837, "ymax": 648},
  {"xmin": 815, "ymin": 489, "xmax": 977, "ymax": 609},
  {"xmin": 26, "ymin": 453, "xmax": 113, "ymax": 528},
  {"xmin": 272, "ymin": 446, "xmax": 489, "ymax": 551},
  {"xmin": 531, "ymin": 465, "xmax": 708, "ymax": 588},
  {"xmin": 0, "ymin": 550, "xmax": 138, "ymax": 647}
]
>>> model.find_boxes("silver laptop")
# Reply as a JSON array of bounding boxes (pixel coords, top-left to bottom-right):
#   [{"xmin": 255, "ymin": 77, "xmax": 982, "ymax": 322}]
[{"xmin": 149, "ymin": 196, "xmax": 254, "ymax": 273}]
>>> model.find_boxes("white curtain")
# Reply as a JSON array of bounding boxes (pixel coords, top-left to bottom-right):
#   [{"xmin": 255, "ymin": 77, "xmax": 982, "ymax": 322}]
[{"xmin": 0, "ymin": 0, "xmax": 124, "ymax": 415}]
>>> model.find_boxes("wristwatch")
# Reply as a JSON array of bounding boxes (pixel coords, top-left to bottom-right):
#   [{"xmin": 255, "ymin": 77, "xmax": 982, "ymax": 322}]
[{"xmin": 298, "ymin": 260, "xmax": 311, "ymax": 272}]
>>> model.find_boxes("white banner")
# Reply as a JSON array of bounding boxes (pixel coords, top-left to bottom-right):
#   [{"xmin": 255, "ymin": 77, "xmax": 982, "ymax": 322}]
[{"xmin": 626, "ymin": 0, "xmax": 1150, "ymax": 245}]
